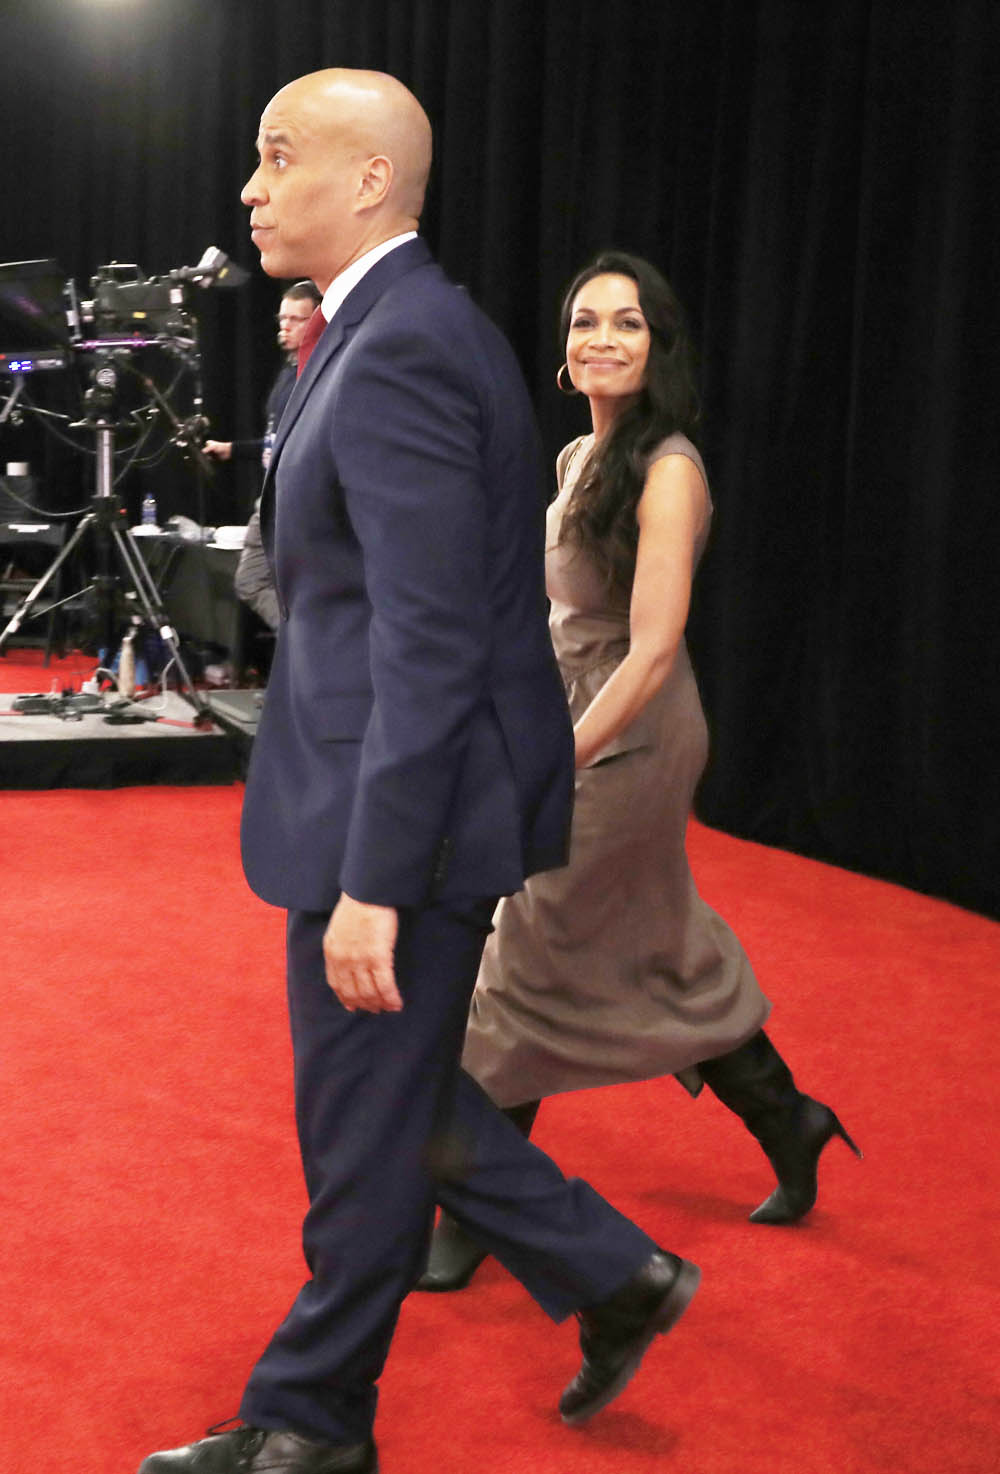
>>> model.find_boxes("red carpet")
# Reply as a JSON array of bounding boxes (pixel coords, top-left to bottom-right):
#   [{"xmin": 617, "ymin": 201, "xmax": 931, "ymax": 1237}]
[
  {"xmin": 2, "ymin": 717, "xmax": 999, "ymax": 1470},
  {"xmin": 0, "ymin": 646, "xmax": 97, "ymax": 695}
]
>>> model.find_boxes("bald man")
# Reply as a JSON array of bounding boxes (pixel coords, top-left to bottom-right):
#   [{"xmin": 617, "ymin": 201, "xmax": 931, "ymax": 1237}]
[{"xmin": 138, "ymin": 70, "xmax": 699, "ymax": 1474}]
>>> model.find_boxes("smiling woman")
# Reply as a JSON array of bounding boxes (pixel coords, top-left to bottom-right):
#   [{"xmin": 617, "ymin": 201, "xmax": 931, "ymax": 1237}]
[
  {"xmin": 565, "ymin": 273, "xmax": 652, "ymax": 430},
  {"xmin": 419, "ymin": 250, "xmax": 862, "ymax": 1295},
  {"xmin": 557, "ymin": 252, "xmax": 700, "ymax": 602}
]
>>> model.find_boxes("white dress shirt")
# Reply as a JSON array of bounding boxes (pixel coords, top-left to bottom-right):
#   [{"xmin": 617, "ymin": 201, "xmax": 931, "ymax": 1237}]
[{"xmin": 320, "ymin": 232, "xmax": 418, "ymax": 322}]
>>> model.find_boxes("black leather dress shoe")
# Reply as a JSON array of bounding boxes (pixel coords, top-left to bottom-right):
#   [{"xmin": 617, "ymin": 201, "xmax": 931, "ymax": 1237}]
[
  {"xmin": 137, "ymin": 1426, "xmax": 377, "ymax": 1474},
  {"xmin": 559, "ymin": 1249, "xmax": 701, "ymax": 1425}
]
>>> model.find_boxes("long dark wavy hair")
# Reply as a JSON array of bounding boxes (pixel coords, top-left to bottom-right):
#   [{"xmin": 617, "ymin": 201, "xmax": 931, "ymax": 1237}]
[{"xmin": 558, "ymin": 251, "xmax": 700, "ymax": 600}]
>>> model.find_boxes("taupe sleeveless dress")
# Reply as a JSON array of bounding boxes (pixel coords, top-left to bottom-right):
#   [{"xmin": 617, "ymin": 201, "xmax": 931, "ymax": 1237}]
[{"xmin": 462, "ymin": 432, "xmax": 769, "ymax": 1105}]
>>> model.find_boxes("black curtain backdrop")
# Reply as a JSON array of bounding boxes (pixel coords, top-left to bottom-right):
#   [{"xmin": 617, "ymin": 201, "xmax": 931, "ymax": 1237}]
[{"xmin": 3, "ymin": 0, "xmax": 997, "ymax": 918}]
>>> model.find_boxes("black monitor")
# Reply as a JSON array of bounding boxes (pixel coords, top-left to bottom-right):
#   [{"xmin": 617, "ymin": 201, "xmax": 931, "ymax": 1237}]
[{"xmin": 0, "ymin": 259, "xmax": 71, "ymax": 374}]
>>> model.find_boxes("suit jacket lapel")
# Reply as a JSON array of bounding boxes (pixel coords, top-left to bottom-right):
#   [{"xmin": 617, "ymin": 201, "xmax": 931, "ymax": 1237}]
[
  {"xmin": 259, "ymin": 237, "xmax": 434, "ymax": 557},
  {"xmin": 267, "ymin": 237, "xmax": 434, "ymax": 467}
]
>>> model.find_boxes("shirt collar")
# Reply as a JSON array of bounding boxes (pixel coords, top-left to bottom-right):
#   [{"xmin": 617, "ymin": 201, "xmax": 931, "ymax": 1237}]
[{"xmin": 320, "ymin": 232, "xmax": 418, "ymax": 322}]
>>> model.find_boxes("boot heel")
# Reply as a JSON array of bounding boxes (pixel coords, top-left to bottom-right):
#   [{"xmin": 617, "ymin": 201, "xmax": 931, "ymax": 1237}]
[{"xmin": 832, "ymin": 1115, "xmax": 863, "ymax": 1160}]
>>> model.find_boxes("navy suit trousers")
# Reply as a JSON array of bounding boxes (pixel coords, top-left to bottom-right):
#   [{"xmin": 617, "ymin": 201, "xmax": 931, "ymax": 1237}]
[{"xmin": 239, "ymin": 897, "xmax": 654, "ymax": 1445}]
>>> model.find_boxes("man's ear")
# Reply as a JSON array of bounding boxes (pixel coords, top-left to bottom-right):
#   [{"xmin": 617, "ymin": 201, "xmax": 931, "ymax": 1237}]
[{"xmin": 356, "ymin": 155, "xmax": 393, "ymax": 212}]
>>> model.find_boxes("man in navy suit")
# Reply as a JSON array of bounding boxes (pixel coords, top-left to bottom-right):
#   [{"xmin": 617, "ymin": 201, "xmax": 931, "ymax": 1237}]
[{"xmin": 139, "ymin": 70, "xmax": 700, "ymax": 1474}]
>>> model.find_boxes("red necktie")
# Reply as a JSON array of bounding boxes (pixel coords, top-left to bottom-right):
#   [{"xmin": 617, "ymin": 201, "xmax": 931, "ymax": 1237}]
[{"xmin": 297, "ymin": 306, "xmax": 326, "ymax": 376}]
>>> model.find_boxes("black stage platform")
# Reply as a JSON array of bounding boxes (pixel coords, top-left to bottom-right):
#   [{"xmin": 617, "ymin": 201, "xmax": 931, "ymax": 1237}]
[
  {"xmin": 0, "ymin": 689, "xmax": 240, "ymax": 788},
  {"xmin": 203, "ymin": 688, "xmax": 263, "ymax": 775}
]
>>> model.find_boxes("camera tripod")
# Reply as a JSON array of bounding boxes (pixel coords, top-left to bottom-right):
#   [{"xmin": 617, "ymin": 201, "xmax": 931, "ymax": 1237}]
[{"xmin": 0, "ymin": 398, "xmax": 212, "ymax": 723}]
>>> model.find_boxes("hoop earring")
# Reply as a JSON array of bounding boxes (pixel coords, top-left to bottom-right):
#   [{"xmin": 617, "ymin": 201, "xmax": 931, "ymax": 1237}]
[{"xmin": 556, "ymin": 362, "xmax": 580, "ymax": 396}]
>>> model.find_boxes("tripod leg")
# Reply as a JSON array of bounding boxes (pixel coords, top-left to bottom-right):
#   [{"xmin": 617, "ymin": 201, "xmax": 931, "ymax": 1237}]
[{"xmin": 110, "ymin": 525, "xmax": 211, "ymax": 720}]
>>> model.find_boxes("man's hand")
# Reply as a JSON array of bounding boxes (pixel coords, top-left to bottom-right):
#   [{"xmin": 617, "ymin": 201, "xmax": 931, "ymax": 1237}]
[
  {"xmin": 203, "ymin": 439, "xmax": 233, "ymax": 461},
  {"xmin": 323, "ymin": 893, "xmax": 402, "ymax": 1013}
]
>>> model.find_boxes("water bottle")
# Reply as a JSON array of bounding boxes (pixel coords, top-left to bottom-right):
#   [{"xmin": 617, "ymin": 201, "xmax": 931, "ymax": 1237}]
[
  {"xmin": 118, "ymin": 627, "xmax": 136, "ymax": 697},
  {"xmin": 141, "ymin": 492, "xmax": 158, "ymax": 527}
]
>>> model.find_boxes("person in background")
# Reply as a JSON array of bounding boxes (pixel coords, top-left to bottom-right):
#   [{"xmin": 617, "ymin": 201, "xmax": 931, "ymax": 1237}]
[
  {"xmin": 419, "ymin": 250, "xmax": 862, "ymax": 1294},
  {"xmin": 204, "ymin": 279, "xmax": 321, "ymax": 470},
  {"xmin": 137, "ymin": 76, "xmax": 704, "ymax": 1474},
  {"xmin": 205, "ymin": 280, "xmax": 322, "ymax": 630}
]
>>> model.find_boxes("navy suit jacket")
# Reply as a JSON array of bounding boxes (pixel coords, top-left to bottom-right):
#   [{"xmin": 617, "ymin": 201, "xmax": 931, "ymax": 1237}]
[{"xmin": 240, "ymin": 238, "xmax": 574, "ymax": 912}]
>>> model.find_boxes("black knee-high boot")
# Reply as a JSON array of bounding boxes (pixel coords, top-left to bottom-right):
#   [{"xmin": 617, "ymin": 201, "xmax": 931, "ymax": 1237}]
[
  {"xmin": 698, "ymin": 1031, "xmax": 862, "ymax": 1224},
  {"xmin": 416, "ymin": 1100, "xmax": 540, "ymax": 1292}
]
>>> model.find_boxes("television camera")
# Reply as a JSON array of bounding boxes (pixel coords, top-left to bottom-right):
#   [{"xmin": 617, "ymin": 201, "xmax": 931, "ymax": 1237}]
[{"xmin": 0, "ymin": 251, "xmax": 250, "ymax": 714}]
